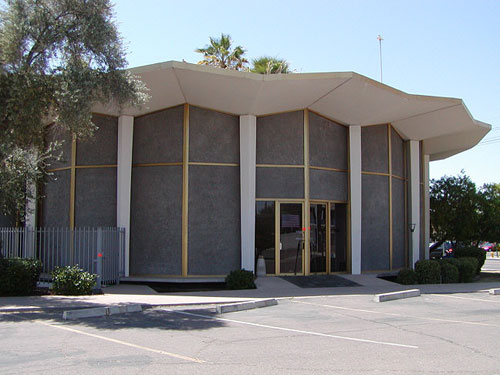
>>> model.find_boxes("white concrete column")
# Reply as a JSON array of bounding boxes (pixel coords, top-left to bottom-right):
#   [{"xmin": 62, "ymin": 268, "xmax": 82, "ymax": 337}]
[
  {"xmin": 423, "ymin": 154, "xmax": 430, "ymax": 259},
  {"xmin": 25, "ymin": 180, "xmax": 37, "ymax": 229},
  {"xmin": 409, "ymin": 140, "xmax": 421, "ymax": 268},
  {"xmin": 239, "ymin": 115, "xmax": 257, "ymax": 273},
  {"xmin": 349, "ymin": 126, "xmax": 362, "ymax": 275},
  {"xmin": 25, "ymin": 177, "xmax": 37, "ymax": 258},
  {"xmin": 117, "ymin": 115, "xmax": 134, "ymax": 277}
]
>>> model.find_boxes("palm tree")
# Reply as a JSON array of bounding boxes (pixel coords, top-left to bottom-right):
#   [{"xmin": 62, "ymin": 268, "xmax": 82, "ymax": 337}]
[
  {"xmin": 251, "ymin": 56, "xmax": 291, "ymax": 74},
  {"xmin": 195, "ymin": 34, "xmax": 249, "ymax": 71}
]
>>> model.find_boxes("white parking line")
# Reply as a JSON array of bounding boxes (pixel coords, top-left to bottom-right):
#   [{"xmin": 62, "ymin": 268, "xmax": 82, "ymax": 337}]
[
  {"xmin": 37, "ymin": 321, "xmax": 206, "ymax": 364},
  {"xmin": 166, "ymin": 309, "xmax": 418, "ymax": 349},
  {"xmin": 291, "ymin": 300, "xmax": 500, "ymax": 328},
  {"xmin": 430, "ymin": 294, "xmax": 500, "ymax": 303}
]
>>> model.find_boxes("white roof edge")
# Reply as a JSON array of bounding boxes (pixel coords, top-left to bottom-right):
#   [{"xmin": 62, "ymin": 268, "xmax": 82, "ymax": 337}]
[
  {"xmin": 424, "ymin": 122, "xmax": 491, "ymax": 161},
  {"xmin": 94, "ymin": 60, "xmax": 489, "ymax": 160},
  {"xmin": 130, "ymin": 60, "xmax": 356, "ymax": 82},
  {"xmin": 473, "ymin": 119, "xmax": 493, "ymax": 131}
]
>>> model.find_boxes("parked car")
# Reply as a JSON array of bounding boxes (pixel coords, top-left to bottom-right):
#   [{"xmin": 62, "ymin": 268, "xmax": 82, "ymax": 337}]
[
  {"xmin": 480, "ymin": 242, "xmax": 496, "ymax": 252},
  {"xmin": 429, "ymin": 241, "xmax": 453, "ymax": 259}
]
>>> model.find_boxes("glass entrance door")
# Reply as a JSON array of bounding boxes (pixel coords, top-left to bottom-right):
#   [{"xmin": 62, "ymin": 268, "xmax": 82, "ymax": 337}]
[
  {"xmin": 310, "ymin": 203, "xmax": 327, "ymax": 273},
  {"xmin": 330, "ymin": 203, "xmax": 347, "ymax": 272},
  {"xmin": 256, "ymin": 200, "xmax": 347, "ymax": 275},
  {"xmin": 279, "ymin": 203, "xmax": 303, "ymax": 275}
]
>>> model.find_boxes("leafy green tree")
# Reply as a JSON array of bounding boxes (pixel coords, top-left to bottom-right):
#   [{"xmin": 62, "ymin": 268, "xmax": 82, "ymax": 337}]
[
  {"xmin": 478, "ymin": 183, "xmax": 500, "ymax": 243},
  {"xmin": 251, "ymin": 56, "xmax": 291, "ymax": 74},
  {"xmin": 195, "ymin": 33, "xmax": 248, "ymax": 71},
  {"xmin": 0, "ymin": 0, "xmax": 148, "ymax": 217},
  {"xmin": 430, "ymin": 173, "xmax": 480, "ymax": 245}
]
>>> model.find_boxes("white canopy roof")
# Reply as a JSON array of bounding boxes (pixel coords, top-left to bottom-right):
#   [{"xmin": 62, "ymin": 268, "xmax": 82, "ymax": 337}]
[{"xmin": 94, "ymin": 61, "xmax": 490, "ymax": 161}]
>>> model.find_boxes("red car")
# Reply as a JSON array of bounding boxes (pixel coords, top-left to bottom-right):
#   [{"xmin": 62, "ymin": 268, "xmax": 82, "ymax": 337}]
[{"xmin": 480, "ymin": 242, "xmax": 495, "ymax": 251}]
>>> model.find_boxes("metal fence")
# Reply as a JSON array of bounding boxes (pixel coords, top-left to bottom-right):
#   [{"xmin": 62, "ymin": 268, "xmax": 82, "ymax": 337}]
[{"xmin": 0, "ymin": 227, "xmax": 125, "ymax": 286}]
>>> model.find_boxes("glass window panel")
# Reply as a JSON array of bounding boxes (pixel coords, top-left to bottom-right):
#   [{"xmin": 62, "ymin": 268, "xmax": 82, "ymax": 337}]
[
  {"xmin": 310, "ymin": 204, "xmax": 327, "ymax": 273},
  {"xmin": 280, "ymin": 203, "xmax": 303, "ymax": 274},
  {"xmin": 255, "ymin": 201, "xmax": 275, "ymax": 275},
  {"xmin": 331, "ymin": 203, "xmax": 347, "ymax": 272}
]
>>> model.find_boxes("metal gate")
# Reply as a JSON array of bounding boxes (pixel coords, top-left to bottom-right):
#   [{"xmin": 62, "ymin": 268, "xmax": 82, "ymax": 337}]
[{"xmin": 0, "ymin": 227, "xmax": 125, "ymax": 285}]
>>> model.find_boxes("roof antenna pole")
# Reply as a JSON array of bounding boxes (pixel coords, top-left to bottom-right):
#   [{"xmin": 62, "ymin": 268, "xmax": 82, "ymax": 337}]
[{"xmin": 377, "ymin": 35, "xmax": 384, "ymax": 83}]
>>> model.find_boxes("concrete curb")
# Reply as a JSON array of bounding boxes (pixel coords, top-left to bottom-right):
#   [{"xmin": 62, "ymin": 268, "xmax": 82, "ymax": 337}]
[
  {"xmin": 489, "ymin": 288, "xmax": 500, "ymax": 295},
  {"xmin": 62, "ymin": 304, "xmax": 142, "ymax": 320},
  {"xmin": 373, "ymin": 289, "xmax": 421, "ymax": 302},
  {"xmin": 216, "ymin": 298, "xmax": 278, "ymax": 314},
  {"xmin": 0, "ymin": 299, "xmax": 259, "ymax": 314}
]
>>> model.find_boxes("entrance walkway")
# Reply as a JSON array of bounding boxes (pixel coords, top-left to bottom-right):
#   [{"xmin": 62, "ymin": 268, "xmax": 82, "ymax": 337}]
[{"xmin": 1, "ymin": 274, "xmax": 500, "ymax": 313}]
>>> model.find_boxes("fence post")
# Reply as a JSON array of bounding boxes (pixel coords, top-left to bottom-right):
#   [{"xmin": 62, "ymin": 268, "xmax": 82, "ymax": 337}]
[
  {"xmin": 119, "ymin": 228, "xmax": 125, "ymax": 279},
  {"xmin": 96, "ymin": 228, "xmax": 103, "ymax": 290}
]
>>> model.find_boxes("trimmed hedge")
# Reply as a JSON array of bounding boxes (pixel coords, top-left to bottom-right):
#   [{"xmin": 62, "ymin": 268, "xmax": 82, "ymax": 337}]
[
  {"xmin": 455, "ymin": 257, "xmax": 478, "ymax": 283},
  {"xmin": 51, "ymin": 265, "xmax": 97, "ymax": 295},
  {"xmin": 396, "ymin": 268, "xmax": 418, "ymax": 285},
  {"xmin": 0, "ymin": 258, "xmax": 42, "ymax": 296},
  {"xmin": 454, "ymin": 246, "xmax": 485, "ymax": 275},
  {"xmin": 404, "ymin": 256, "xmax": 479, "ymax": 285},
  {"xmin": 415, "ymin": 260, "xmax": 441, "ymax": 284},
  {"xmin": 225, "ymin": 269, "xmax": 256, "ymax": 290},
  {"xmin": 439, "ymin": 261, "xmax": 459, "ymax": 284}
]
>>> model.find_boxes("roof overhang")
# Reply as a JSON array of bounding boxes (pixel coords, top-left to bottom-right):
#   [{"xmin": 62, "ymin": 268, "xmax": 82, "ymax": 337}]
[{"xmin": 93, "ymin": 61, "xmax": 490, "ymax": 161}]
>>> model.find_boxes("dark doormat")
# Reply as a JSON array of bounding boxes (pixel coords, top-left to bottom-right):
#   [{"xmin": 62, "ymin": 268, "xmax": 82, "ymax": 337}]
[
  {"xmin": 280, "ymin": 275, "xmax": 360, "ymax": 288},
  {"xmin": 121, "ymin": 281, "xmax": 227, "ymax": 293}
]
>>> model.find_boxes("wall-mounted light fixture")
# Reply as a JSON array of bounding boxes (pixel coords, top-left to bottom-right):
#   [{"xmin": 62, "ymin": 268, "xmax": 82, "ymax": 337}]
[{"xmin": 409, "ymin": 223, "xmax": 416, "ymax": 233}]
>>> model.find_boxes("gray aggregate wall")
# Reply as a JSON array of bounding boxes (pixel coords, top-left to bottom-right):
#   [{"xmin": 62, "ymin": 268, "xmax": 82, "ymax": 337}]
[
  {"xmin": 256, "ymin": 111, "xmax": 304, "ymax": 165},
  {"xmin": 189, "ymin": 106, "xmax": 239, "ymax": 163},
  {"xmin": 391, "ymin": 129, "xmax": 404, "ymax": 177},
  {"xmin": 75, "ymin": 168, "xmax": 116, "ymax": 227},
  {"xmin": 256, "ymin": 167, "xmax": 304, "ymax": 199},
  {"xmin": 362, "ymin": 125, "xmax": 388, "ymax": 173},
  {"xmin": 361, "ymin": 174, "xmax": 390, "ymax": 271},
  {"xmin": 392, "ymin": 178, "xmax": 406, "ymax": 269},
  {"xmin": 130, "ymin": 166, "xmax": 182, "ymax": 275},
  {"xmin": 309, "ymin": 112, "xmax": 347, "ymax": 169},
  {"xmin": 77, "ymin": 115, "xmax": 118, "ymax": 165},
  {"xmin": 188, "ymin": 166, "xmax": 240, "ymax": 275},
  {"xmin": 42, "ymin": 170, "xmax": 70, "ymax": 227},
  {"xmin": 310, "ymin": 170, "xmax": 348, "ymax": 201},
  {"xmin": 133, "ymin": 106, "xmax": 183, "ymax": 164}
]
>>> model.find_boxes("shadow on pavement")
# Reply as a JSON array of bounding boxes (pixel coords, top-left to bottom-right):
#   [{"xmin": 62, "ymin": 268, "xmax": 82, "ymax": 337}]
[{"xmin": 0, "ymin": 307, "xmax": 226, "ymax": 332}]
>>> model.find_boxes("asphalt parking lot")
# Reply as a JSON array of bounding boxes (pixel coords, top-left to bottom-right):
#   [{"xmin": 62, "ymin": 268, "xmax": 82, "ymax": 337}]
[{"xmin": 1, "ymin": 290, "xmax": 500, "ymax": 374}]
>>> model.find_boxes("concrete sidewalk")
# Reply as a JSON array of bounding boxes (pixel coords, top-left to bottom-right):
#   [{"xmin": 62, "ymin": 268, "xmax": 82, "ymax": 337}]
[{"xmin": 1, "ymin": 274, "xmax": 500, "ymax": 313}]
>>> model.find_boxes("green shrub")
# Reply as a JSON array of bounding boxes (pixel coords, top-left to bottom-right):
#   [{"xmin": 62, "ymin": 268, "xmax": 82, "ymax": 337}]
[
  {"xmin": 0, "ymin": 258, "xmax": 42, "ymax": 296},
  {"xmin": 415, "ymin": 260, "xmax": 441, "ymax": 284},
  {"xmin": 440, "ymin": 261, "xmax": 459, "ymax": 284},
  {"xmin": 51, "ymin": 265, "xmax": 97, "ymax": 295},
  {"xmin": 225, "ymin": 269, "xmax": 256, "ymax": 290},
  {"xmin": 396, "ymin": 268, "xmax": 418, "ymax": 285},
  {"xmin": 454, "ymin": 246, "xmax": 485, "ymax": 274},
  {"xmin": 443, "ymin": 257, "xmax": 460, "ymax": 267},
  {"xmin": 455, "ymin": 257, "xmax": 478, "ymax": 283}
]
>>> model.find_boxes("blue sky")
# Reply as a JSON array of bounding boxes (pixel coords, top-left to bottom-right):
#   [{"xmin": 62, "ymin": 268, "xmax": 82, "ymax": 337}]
[{"xmin": 113, "ymin": 0, "xmax": 499, "ymax": 186}]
